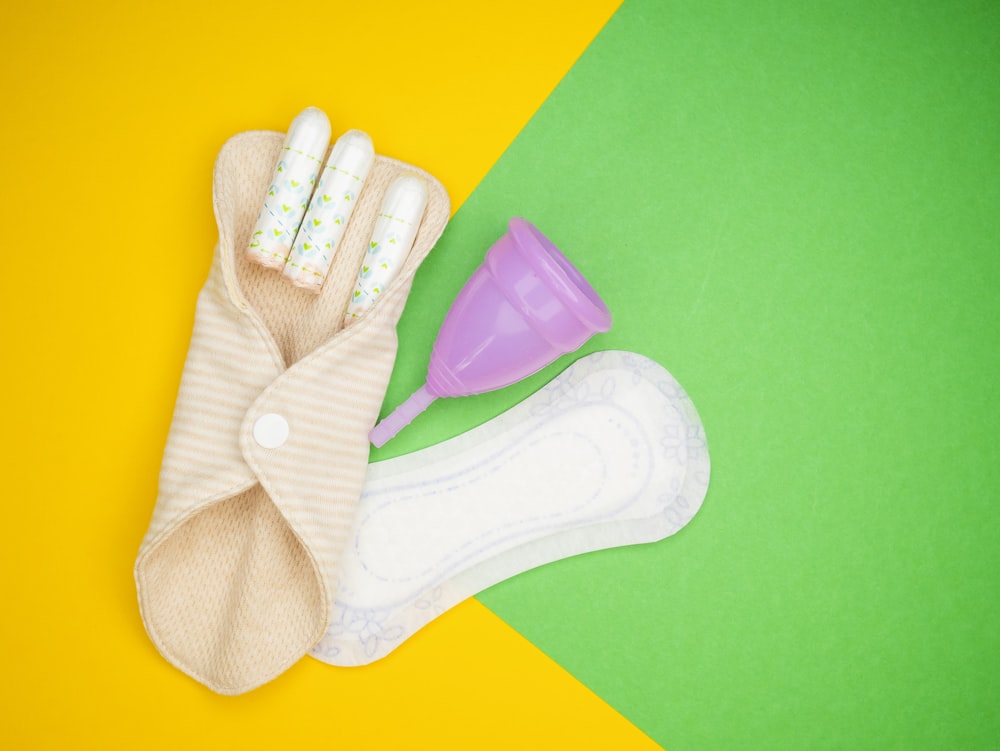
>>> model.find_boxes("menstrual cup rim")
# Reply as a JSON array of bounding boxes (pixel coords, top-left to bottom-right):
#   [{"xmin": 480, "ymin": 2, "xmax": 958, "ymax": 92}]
[{"xmin": 507, "ymin": 218, "xmax": 612, "ymax": 334}]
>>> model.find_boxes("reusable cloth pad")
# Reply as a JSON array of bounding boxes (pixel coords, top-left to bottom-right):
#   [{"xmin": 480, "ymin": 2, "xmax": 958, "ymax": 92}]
[
  {"xmin": 134, "ymin": 131, "xmax": 450, "ymax": 695},
  {"xmin": 312, "ymin": 350, "xmax": 711, "ymax": 666}
]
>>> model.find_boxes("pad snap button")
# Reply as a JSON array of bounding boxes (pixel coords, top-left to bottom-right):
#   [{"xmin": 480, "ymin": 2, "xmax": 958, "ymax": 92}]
[{"xmin": 253, "ymin": 413, "xmax": 289, "ymax": 449}]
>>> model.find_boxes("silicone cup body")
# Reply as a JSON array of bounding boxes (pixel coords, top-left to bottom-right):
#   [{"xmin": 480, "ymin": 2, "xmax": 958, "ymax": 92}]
[
  {"xmin": 428, "ymin": 217, "xmax": 611, "ymax": 396},
  {"xmin": 369, "ymin": 217, "xmax": 611, "ymax": 447}
]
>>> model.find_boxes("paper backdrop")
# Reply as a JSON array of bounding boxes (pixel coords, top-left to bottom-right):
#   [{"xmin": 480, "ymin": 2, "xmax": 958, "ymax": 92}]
[{"xmin": 3, "ymin": 0, "xmax": 998, "ymax": 749}]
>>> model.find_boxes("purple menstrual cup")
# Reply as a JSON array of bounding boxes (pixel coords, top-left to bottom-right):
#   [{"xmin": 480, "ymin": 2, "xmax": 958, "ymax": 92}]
[{"xmin": 369, "ymin": 218, "xmax": 611, "ymax": 447}]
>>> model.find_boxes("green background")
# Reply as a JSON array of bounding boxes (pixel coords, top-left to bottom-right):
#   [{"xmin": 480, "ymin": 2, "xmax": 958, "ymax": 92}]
[{"xmin": 374, "ymin": 1, "xmax": 1000, "ymax": 747}]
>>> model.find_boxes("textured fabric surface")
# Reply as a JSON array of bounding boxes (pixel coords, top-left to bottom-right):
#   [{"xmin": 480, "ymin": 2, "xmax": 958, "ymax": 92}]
[{"xmin": 134, "ymin": 131, "xmax": 450, "ymax": 695}]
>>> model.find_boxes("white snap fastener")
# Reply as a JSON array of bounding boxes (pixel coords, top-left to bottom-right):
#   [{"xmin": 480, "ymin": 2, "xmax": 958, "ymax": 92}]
[{"xmin": 253, "ymin": 413, "xmax": 289, "ymax": 449}]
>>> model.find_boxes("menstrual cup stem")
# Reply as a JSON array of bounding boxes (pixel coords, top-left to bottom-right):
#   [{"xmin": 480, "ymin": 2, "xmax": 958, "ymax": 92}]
[{"xmin": 369, "ymin": 384, "xmax": 438, "ymax": 447}]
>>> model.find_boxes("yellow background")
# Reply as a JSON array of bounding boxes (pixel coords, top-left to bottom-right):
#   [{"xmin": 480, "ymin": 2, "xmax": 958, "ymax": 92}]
[{"xmin": 0, "ymin": 1, "xmax": 669, "ymax": 748}]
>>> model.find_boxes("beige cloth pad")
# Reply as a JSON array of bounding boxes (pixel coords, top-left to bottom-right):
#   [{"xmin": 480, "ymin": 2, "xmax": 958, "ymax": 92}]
[{"xmin": 134, "ymin": 131, "xmax": 450, "ymax": 695}]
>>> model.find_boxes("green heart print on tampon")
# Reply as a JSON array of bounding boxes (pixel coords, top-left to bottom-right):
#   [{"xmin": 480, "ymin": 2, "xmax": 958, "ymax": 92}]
[
  {"xmin": 283, "ymin": 130, "xmax": 375, "ymax": 292},
  {"xmin": 246, "ymin": 107, "xmax": 331, "ymax": 270},
  {"xmin": 344, "ymin": 173, "xmax": 428, "ymax": 325}
]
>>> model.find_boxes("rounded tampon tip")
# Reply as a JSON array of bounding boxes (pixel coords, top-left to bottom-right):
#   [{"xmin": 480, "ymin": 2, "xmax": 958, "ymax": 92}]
[
  {"xmin": 288, "ymin": 106, "xmax": 332, "ymax": 157},
  {"xmin": 383, "ymin": 173, "xmax": 428, "ymax": 220},
  {"xmin": 369, "ymin": 385, "xmax": 438, "ymax": 447},
  {"xmin": 329, "ymin": 129, "xmax": 375, "ymax": 176}
]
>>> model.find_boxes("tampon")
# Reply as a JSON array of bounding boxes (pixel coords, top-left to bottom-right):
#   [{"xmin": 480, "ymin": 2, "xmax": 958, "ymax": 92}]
[
  {"xmin": 247, "ymin": 107, "xmax": 331, "ymax": 270},
  {"xmin": 344, "ymin": 174, "xmax": 428, "ymax": 325},
  {"xmin": 283, "ymin": 130, "xmax": 375, "ymax": 292}
]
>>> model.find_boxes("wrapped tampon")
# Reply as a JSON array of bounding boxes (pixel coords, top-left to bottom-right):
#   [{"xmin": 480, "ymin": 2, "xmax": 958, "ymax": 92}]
[
  {"xmin": 283, "ymin": 130, "xmax": 375, "ymax": 292},
  {"xmin": 344, "ymin": 174, "xmax": 428, "ymax": 324},
  {"xmin": 247, "ymin": 107, "xmax": 331, "ymax": 270}
]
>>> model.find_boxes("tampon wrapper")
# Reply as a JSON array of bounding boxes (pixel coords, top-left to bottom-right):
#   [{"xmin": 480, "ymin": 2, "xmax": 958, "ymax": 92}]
[
  {"xmin": 247, "ymin": 107, "xmax": 331, "ymax": 270},
  {"xmin": 344, "ymin": 174, "xmax": 428, "ymax": 323},
  {"xmin": 283, "ymin": 130, "xmax": 374, "ymax": 292}
]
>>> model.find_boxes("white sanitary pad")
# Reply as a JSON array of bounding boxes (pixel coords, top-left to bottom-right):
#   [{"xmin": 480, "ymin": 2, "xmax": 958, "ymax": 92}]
[{"xmin": 311, "ymin": 350, "xmax": 710, "ymax": 666}]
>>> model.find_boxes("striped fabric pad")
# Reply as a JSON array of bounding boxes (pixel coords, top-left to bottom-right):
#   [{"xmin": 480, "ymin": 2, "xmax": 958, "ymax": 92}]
[{"xmin": 134, "ymin": 131, "xmax": 450, "ymax": 695}]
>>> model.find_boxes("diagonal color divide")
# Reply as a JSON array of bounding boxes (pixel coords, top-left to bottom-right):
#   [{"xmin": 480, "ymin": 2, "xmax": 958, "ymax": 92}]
[
  {"xmin": 1, "ymin": 0, "xmax": 654, "ymax": 749},
  {"xmin": 386, "ymin": 0, "xmax": 1000, "ymax": 747}
]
